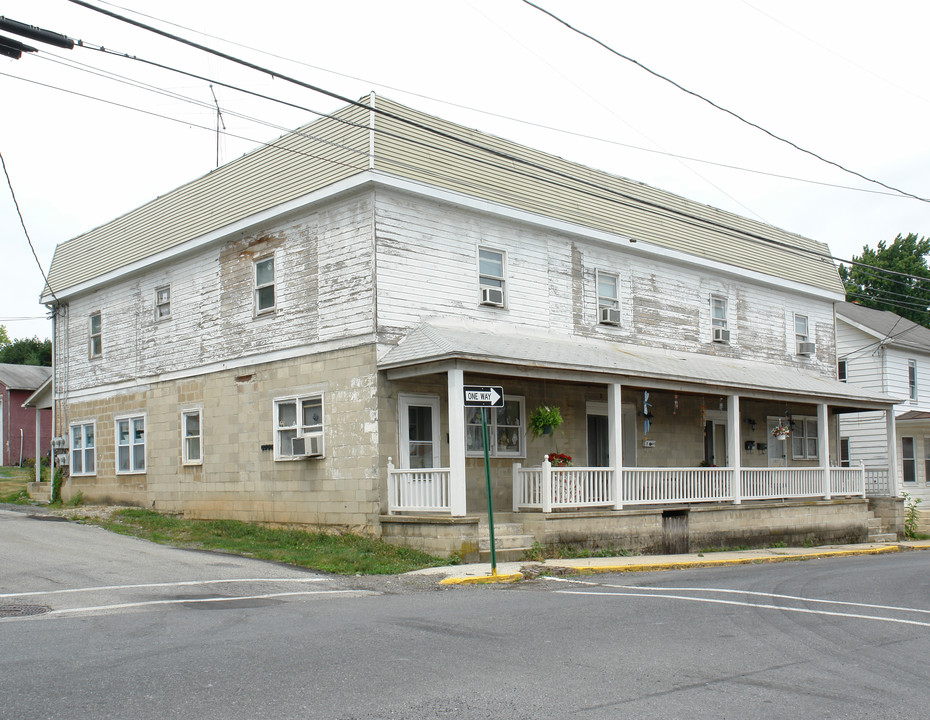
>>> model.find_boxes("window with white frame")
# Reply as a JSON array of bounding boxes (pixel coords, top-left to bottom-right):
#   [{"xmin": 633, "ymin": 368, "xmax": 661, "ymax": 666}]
[
  {"xmin": 70, "ymin": 422, "xmax": 95, "ymax": 476},
  {"xmin": 155, "ymin": 285, "xmax": 171, "ymax": 321},
  {"xmin": 903, "ymin": 436, "xmax": 916, "ymax": 483},
  {"xmin": 837, "ymin": 359, "xmax": 847, "ymax": 382},
  {"xmin": 909, "ymin": 359, "xmax": 918, "ymax": 402},
  {"xmin": 795, "ymin": 314, "xmax": 810, "ymax": 354},
  {"xmin": 274, "ymin": 394, "xmax": 324, "ymax": 460},
  {"xmin": 711, "ymin": 295, "xmax": 729, "ymax": 343},
  {"xmin": 89, "ymin": 311, "xmax": 102, "ymax": 358},
  {"xmin": 465, "ymin": 396, "xmax": 524, "ymax": 457},
  {"xmin": 596, "ymin": 271, "xmax": 620, "ymax": 325},
  {"xmin": 478, "ymin": 247, "xmax": 506, "ymax": 307},
  {"xmin": 254, "ymin": 256, "xmax": 275, "ymax": 315},
  {"xmin": 116, "ymin": 415, "xmax": 146, "ymax": 474},
  {"xmin": 181, "ymin": 409, "xmax": 202, "ymax": 465},
  {"xmin": 790, "ymin": 416, "xmax": 819, "ymax": 460}
]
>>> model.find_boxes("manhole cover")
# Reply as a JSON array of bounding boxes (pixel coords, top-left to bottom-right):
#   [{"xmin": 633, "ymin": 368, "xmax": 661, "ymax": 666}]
[{"xmin": 0, "ymin": 605, "xmax": 51, "ymax": 618}]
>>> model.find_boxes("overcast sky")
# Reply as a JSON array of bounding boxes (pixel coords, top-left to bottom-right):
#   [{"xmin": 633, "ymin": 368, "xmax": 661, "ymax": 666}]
[{"xmin": 2, "ymin": 0, "xmax": 929, "ymax": 341}]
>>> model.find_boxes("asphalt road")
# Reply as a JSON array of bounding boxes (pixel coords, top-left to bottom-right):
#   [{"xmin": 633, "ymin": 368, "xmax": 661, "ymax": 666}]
[{"xmin": 2, "ymin": 505, "xmax": 929, "ymax": 719}]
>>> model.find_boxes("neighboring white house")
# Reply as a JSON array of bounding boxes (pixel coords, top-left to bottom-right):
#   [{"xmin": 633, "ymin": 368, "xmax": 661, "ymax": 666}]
[
  {"xmin": 39, "ymin": 95, "xmax": 899, "ymax": 558},
  {"xmin": 836, "ymin": 301, "xmax": 930, "ymax": 515}
]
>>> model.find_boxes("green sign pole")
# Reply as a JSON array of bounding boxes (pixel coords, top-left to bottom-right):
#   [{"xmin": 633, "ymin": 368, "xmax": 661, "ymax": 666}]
[{"xmin": 481, "ymin": 407, "xmax": 497, "ymax": 575}]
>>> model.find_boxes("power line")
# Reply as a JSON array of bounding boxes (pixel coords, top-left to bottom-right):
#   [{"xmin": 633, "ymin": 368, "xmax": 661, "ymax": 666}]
[
  {"xmin": 0, "ymin": 150, "xmax": 57, "ymax": 303},
  {"xmin": 521, "ymin": 0, "xmax": 930, "ymax": 204},
  {"xmin": 90, "ymin": 0, "xmax": 908, "ymax": 200}
]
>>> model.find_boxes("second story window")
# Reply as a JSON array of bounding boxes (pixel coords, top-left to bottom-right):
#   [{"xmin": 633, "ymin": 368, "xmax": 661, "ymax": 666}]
[
  {"xmin": 909, "ymin": 359, "xmax": 918, "ymax": 401},
  {"xmin": 711, "ymin": 295, "xmax": 729, "ymax": 343},
  {"xmin": 597, "ymin": 271, "xmax": 620, "ymax": 325},
  {"xmin": 478, "ymin": 247, "xmax": 505, "ymax": 307},
  {"xmin": 795, "ymin": 314, "xmax": 814, "ymax": 355},
  {"xmin": 838, "ymin": 359, "xmax": 847, "ymax": 382},
  {"xmin": 155, "ymin": 285, "xmax": 171, "ymax": 321},
  {"xmin": 89, "ymin": 311, "xmax": 102, "ymax": 358},
  {"xmin": 254, "ymin": 256, "xmax": 275, "ymax": 315}
]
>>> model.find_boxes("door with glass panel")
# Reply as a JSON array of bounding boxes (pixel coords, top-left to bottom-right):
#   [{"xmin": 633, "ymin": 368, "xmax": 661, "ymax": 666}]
[{"xmin": 397, "ymin": 395, "xmax": 443, "ymax": 509}]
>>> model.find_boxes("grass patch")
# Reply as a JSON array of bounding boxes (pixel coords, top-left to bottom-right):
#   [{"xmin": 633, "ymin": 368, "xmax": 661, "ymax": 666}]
[
  {"xmin": 0, "ymin": 466, "xmax": 37, "ymax": 504},
  {"xmin": 87, "ymin": 508, "xmax": 454, "ymax": 575}
]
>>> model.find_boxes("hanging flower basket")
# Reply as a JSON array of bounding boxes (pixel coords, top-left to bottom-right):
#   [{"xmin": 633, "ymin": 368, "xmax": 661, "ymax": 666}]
[
  {"xmin": 772, "ymin": 424, "xmax": 791, "ymax": 441},
  {"xmin": 529, "ymin": 405, "xmax": 563, "ymax": 438}
]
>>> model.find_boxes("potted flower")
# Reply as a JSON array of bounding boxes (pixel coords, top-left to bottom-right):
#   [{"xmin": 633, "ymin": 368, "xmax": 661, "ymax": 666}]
[
  {"xmin": 547, "ymin": 452, "xmax": 573, "ymax": 467},
  {"xmin": 771, "ymin": 423, "xmax": 791, "ymax": 441},
  {"xmin": 529, "ymin": 405, "xmax": 563, "ymax": 438}
]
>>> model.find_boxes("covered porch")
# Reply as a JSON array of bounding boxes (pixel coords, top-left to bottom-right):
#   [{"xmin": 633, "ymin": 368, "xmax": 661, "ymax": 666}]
[{"xmin": 378, "ymin": 320, "xmax": 899, "ymax": 554}]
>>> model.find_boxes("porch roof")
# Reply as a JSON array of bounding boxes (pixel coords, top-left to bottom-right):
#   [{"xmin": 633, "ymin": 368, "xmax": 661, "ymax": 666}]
[{"xmin": 380, "ymin": 319, "xmax": 898, "ymax": 409}]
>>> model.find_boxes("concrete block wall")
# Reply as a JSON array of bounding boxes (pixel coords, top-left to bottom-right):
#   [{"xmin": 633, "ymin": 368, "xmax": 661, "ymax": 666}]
[{"xmin": 62, "ymin": 343, "xmax": 384, "ymax": 533}]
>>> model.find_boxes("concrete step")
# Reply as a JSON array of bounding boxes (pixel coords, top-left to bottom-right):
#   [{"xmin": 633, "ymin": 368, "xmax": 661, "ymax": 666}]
[
  {"xmin": 479, "ymin": 546, "xmax": 534, "ymax": 563},
  {"xmin": 478, "ymin": 533, "xmax": 537, "ymax": 552},
  {"xmin": 479, "ymin": 522, "xmax": 526, "ymax": 538},
  {"xmin": 868, "ymin": 532, "xmax": 898, "ymax": 543},
  {"xmin": 867, "ymin": 517, "xmax": 882, "ymax": 530}
]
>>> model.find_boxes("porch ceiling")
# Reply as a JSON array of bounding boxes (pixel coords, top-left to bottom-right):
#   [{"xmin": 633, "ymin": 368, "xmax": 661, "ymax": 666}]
[{"xmin": 379, "ymin": 318, "xmax": 899, "ymax": 409}]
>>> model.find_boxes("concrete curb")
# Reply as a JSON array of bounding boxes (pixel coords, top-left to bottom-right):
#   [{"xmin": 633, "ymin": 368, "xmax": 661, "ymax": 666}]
[{"xmin": 430, "ymin": 542, "xmax": 930, "ymax": 585}]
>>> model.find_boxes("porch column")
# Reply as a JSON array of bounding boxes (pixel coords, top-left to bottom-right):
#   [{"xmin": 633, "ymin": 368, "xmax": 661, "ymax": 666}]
[
  {"xmin": 608, "ymin": 382, "xmax": 623, "ymax": 510},
  {"xmin": 819, "ymin": 403, "xmax": 830, "ymax": 500},
  {"xmin": 447, "ymin": 367, "xmax": 467, "ymax": 516},
  {"xmin": 886, "ymin": 407, "xmax": 898, "ymax": 496},
  {"xmin": 727, "ymin": 394, "xmax": 741, "ymax": 504}
]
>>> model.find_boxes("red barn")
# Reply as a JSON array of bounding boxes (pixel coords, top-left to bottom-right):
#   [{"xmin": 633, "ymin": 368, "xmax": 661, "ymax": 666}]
[{"xmin": 0, "ymin": 364, "xmax": 52, "ymax": 466}]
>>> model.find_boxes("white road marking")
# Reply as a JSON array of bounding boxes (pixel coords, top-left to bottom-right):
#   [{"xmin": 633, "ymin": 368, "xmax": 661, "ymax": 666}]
[
  {"xmin": 543, "ymin": 576, "xmax": 930, "ymax": 616},
  {"xmin": 0, "ymin": 577, "xmax": 325, "ymax": 599},
  {"xmin": 555, "ymin": 589, "xmax": 930, "ymax": 628},
  {"xmin": 1, "ymin": 590, "xmax": 371, "ymax": 622}
]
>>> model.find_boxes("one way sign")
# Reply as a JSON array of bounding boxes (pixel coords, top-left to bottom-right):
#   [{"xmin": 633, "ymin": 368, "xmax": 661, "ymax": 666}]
[{"xmin": 463, "ymin": 385, "xmax": 504, "ymax": 407}]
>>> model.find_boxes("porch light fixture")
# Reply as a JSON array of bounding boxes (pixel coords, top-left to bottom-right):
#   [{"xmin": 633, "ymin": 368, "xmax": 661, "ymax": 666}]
[{"xmin": 746, "ymin": 418, "xmax": 756, "ymax": 432}]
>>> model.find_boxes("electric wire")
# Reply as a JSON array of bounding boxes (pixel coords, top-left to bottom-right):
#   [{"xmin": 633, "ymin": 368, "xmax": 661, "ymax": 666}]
[
  {"xmin": 91, "ymin": 0, "xmax": 906, "ymax": 198},
  {"xmin": 522, "ymin": 0, "xmax": 930, "ymax": 204},
  {"xmin": 9, "ymin": 3, "xmax": 929, "ymax": 322},
  {"xmin": 0, "ymin": 150, "xmax": 57, "ymax": 303}
]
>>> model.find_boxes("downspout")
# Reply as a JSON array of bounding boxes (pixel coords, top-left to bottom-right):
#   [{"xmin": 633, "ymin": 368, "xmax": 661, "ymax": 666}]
[
  {"xmin": 50, "ymin": 305, "xmax": 56, "ymax": 498},
  {"xmin": 19, "ymin": 428, "xmax": 23, "ymax": 467}
]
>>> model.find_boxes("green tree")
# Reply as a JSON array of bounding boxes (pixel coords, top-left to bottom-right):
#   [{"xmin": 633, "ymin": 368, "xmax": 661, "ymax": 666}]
[
  {"xmin": 839, "ymin": 233, "xmax": 930, "ymax": 327},
  {"xmin": 0, "ymin": 336, "xmax": 51, "ymax": 366},
  {"xmin": 0, "ymin": 324, "xmax": 9, "ymax": 346}
]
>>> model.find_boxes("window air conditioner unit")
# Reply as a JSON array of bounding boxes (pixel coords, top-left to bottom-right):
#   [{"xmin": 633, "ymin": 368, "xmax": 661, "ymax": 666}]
[
  {"xmin": 798, "ymin": 341, "xmax": 816, "ymax": 356},
  {"xmin": 599, "ymin": 307, "xmax": 621, "ymax": 325},
  {"xmin": 480, "ymin": 286, "xmax": 504, "ymax": 307},
  {"xmin": 55, "ymin": 453, "xmax": 69, "ymax": 466},
  {"xmin": 291, "ymin": 434, "xmax": 323, "ymax": 458},
  {"xmin": 712, "ymin": 327, "xmax": 730, "ymax": 344}
]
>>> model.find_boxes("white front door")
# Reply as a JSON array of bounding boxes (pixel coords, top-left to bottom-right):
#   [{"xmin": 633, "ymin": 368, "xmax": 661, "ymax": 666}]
[{"xmin": 398, "ymin": 395, "xmax": 441, "ymax": 469}]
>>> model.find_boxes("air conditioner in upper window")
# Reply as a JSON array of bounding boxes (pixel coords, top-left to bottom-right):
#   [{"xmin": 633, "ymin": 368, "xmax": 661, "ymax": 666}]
[
  {"xmin": 599, "ymin": 307, "xmax": 621, "ymax": 325},
  {"xmin": 291, "ymin": 434, "xmax": 323, "ymax": 458},
  {"xmin": 480, "ymin": 286, "xmax": 504, "ymax": 307},
  {"xmin": 712, "ymin": 327, "xmax": 730, "ymax": 344},
  {"xmin": 798, "ymin": 341, "xmax": 816, "ymax": 356}
]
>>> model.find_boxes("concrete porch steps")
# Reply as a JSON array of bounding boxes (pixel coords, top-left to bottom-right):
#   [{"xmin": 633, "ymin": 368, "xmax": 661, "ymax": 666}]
[
  {"xmin": 867, "ymin": 515, "xmax": 897, "ymax": 543},
  {"xmin": 478, "ymin": 521, "xmax": 536, "ymax": 563}
]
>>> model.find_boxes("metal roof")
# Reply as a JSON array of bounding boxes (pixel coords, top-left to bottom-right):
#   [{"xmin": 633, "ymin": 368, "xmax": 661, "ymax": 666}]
[
  {"xmin": 380, "ymin": 318, "xmax": 896, "ymax": 408},
  {"xmin": 43, "ymin": 95, "xmax": 844, "ymax": 302},
  {"xmin": 0, "ymin": 363, "xmax": 52, "ymax": 391},
  {"xmin": 835, "ymin": 302, "xmax": 930, "ymax": 353}
]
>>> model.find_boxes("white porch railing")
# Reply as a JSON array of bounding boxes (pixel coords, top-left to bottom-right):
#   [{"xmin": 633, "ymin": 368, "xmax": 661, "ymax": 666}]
[
  {"xmin": 513, "ymin": 462, "xmax": 867, "ymax": 512},
  {"xmin": 864, "ymin": 467, "xmax": 893, "ymax": 496},
  {"xmin": 387, "ymin": 458, "xmax": 451, "ymax": 513}
]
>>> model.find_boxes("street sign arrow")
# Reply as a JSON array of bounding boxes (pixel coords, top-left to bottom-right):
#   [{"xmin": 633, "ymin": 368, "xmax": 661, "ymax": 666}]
[{"xmin": 463, "ymin": 385, "xmax": 504, "ymax": 407}]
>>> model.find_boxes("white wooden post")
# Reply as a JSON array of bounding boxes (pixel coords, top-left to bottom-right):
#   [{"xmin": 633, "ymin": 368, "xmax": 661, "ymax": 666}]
[
  {"xmin": 886, "ymin": 407, "xmax": 898, "ymax": 496},
  {"xmin": 34, "ymin": 408, "xmax": 41, "ymax": 485},
  {"xmin": 512, "ymin": 462, "xmax": 521, "ymax": 512},
  {"xmin": 447, "ymin": 368, "xmax": 467, "ymax": 516},
  {"xmin": 542, "ymin": 456, "xmax": 553, "ymax": 513},
  {"xmin": 727, "ymin": 394, "xmax": 741, "ymax": 505},
  {"xmin": 386, "ymin": 457, "xmax": 396, "ymax": 514},
  {"xmin": 608, "ymin": 381, "xmax": 623, "ymax": 510},
  {"xmin": 858, "ymin": 459, "xmax": 866, "ymax": 498},
  {"xmin": 819, "ymin": 403, "xmax": 830, "ymax": 499}
]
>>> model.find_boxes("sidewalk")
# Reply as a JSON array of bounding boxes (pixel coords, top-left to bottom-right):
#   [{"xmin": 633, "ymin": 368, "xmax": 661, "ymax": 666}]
[{"xmin": 407, "ymin": 540, "xmax": 930, "ymax": 585}]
